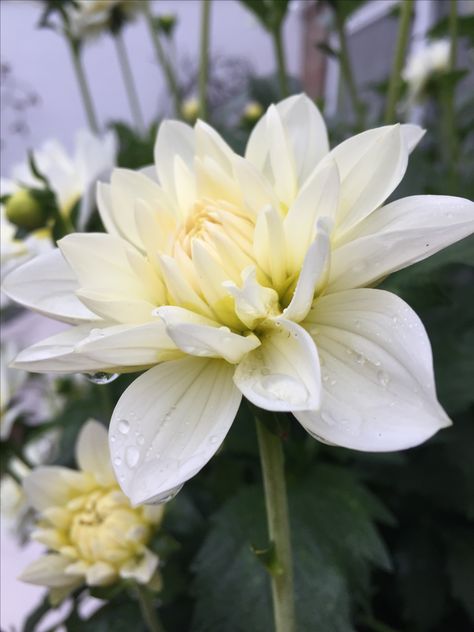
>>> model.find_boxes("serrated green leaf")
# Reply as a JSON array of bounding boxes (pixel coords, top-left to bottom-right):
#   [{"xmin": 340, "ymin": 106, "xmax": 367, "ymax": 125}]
[{"xmin": 191, "ymin": 465, "xmax": 390, "ymax": 631}]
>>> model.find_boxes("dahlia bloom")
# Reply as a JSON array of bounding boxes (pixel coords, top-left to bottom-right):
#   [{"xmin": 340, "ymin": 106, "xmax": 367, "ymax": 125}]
[
  {"xmin": 4, "ymin": 95, "xmax": 473, "ymax": 505},
  {"xmin": 402, "ymin": 39, "xmax": 450, "ymax": 103},
  {"xmin": 3, "ymin": 129, "xmax": 116, "ymax": 226},
  {"xmin": 19, "ymin": 420, "xmax": 164, "ymax": 603}
]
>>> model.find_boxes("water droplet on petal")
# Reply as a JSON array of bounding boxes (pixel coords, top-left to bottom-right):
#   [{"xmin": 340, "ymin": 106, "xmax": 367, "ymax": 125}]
[
  {"xmin": 85, "ymin": 372, "xmax": 119, "ymax": 385},
  {"xmin": 252, "ymin": 373, "xmax": 309, "ymax": 405},
  {"xmin": 118, "ymin": 419, "xmax": 130, "ymax": 434},
  {"xmin": 209, "ymin": 435, "xmax": 220, "ymax": 445},
  {"xmin": 321, "ymin": 411, "xmax": 335, "ymax": 426},
  {"xmin": 377, "ymin": 370, "xmax": 390, "ymax": 387},
  {"xmin": 113, "ymin": 456, "xmax": 122, "ymax": 466},
  {"xmin": 126, "ymin": 446, "xmax": 140, "ymax": 468},
  {"xmin": 137, "ymin": 434, "xmax": 145, "ymax": 446}
]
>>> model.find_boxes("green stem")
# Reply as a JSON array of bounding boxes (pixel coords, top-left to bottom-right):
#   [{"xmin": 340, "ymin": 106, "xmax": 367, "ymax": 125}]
[
  {"xmin": 115, "ymin": 30, "xmax": 145, "ymax": 133},
  {"xmin": 135, "ymin": 585, "xmax": 165, "ymax": 632},
  {"xmin": 335, "ymin": 11, "xmax": 365, "ymax": 130},
  {"xmin": 198, "ymin": 0, "xmax": 212, "ymax": 120},
  {"xmin": 384, "ymin": 0, "xmax": 414, "ymax": 124},
  {"xmin": 67, "ymin": 39, "xmax": 99, "ymax": 133},
  {"xmin": 256, "ymin": 416, "xmax": 296, "ymax": 632},
  {"xmin": 142, "ymin": 2, "xmax": 181, "ymax": 116},
  {"xmin": 443, "ymin": 0, "xmax": 459, "ymax": 172},
  {"xmin": 272, "ymin": 25, "xmax": 289, "ymax": 98}
]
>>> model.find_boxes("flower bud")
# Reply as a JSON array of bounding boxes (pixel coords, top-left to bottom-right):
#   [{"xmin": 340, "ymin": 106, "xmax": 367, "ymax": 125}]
[
  {"xmin": 157, "ymin": 14, "xmax": 177, "ymax": 37},
  {"xmin": 242, "ymin": 100, "xmax": 263, "ymax": 125},
  {"xmin": 5, "ymin": 189, "xmax": 48, "ymax": 231},
  {"xmin": 181, "ymin": 97, "xmax": 200, "ymax": 123}
]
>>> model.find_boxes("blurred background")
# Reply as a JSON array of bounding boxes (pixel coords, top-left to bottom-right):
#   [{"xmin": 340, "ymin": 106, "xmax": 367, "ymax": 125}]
[{"xmin": 1, "ymin": 1, "xmax": 473, "ymax": 631}]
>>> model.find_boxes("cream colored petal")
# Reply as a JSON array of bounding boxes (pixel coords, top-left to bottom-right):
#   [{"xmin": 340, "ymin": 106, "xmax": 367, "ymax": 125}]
[
  {"xmin": 233, "ymin": 319, "xmax": 321, "ymax": 411},
  {"xmin": 223, "ymin": 266, "xmax": 279, "ymax": 329},
  {"xmin": 157, "ymin": 306, "xmax": 260, "ymax": 363},
  {"xmin": 232, "ymin": 156, "xmax": 280, "ymax": 216},
  {"xmin": 284, "ymin": 159, "xmax": 339, "ymax": 271},
  {"xmin": 23, "ymin": 466, "xmax": 89, "ymax": 511},
  {"xmin": 19, "ymin": 554, "xmax": 79, "ymax": 588},
  {"xmin": 119, "ymin": 548, "xmax": 159, "ymax": 584},
  {"xmin": 195, "ymin": 120, "xmax": 235, "ymax": 173},
  {"xmin": 154, "ymin": 120, "xmax": 195, "ymax": 200},
  {"xmin": 76, "ymin": 420, "xmax": 115, "ymax": 485},
  {"xmin": 253, "ymin": 206, "xmax": 287, "ymax": 290},
  {"xmin": 76, "ymin": 289, "xmax": 157, "ymax": 324},
  {"xmin": 109, "ymin": 358, "xmax": 241, "ymax": 505},
  {"xmin": 283, "ymin": 223, "xmax": 330, "ymax": 323},
  {"xmin": 328, "ymin": 195, "xmax": 474, "ymax": 292},
  {"xmin": 158, "ymin": 254, "xmax": 214, "ymax": 319},
  {"xmin": 58, "ymin": 233, "xmax": 161, "ymax": 304},
  {"xmin": 86, "ymin": 561, "xmax": 117, "ymax": 586},
  {"xmin": 11, "ymin": 326, "xmax": 120, "ymax": 374},
  {"xmin": 246, "ymin": 94, "xmax": 329, "ymax": 187},
  {"xmin": 297, "ymin": 288, "xmax": 451, "ymax": 451},
  {"xmin": 328, "ymin": 124, "xmax": 410, "ymax": 236},
  {"xmin": 75, "ymin": 321, "xmax": 179, "ymax": 366},
  {"xmin": 2, "ymin": 249, "xmax": 101, "ymax": 324}
]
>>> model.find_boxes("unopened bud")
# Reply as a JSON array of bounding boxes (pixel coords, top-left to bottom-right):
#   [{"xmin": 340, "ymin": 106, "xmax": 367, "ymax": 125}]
[
  {"xmin": 157, "ymin": 14, "xmax": 177, "ymax": 37},
  {"xmin": 242, "ymin": 101, "xmax": 263, "ymax": 124},
  {"xmin": 181, "ymin": 98, "xmax": 200, "ymax": 123},
  {"xmin": 5, "ymin": 189, "xmax": 48, "ymax": 231}
]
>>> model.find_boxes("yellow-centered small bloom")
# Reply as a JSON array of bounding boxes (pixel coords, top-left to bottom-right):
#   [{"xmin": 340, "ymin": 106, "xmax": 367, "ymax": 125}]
[{"xmin": 19, "ymin": 420, "xmax": 164, "ymax": 604}]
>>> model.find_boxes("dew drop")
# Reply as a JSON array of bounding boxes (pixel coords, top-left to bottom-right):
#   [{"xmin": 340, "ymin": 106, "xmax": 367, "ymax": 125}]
[
  {"xmin": 137, "ymin": 434, "xmax": 145, "ymax": 446},
  {"xmin": 252, "ymin": 373, "xmax": 309, "ymax": 405},
  {"xmin": 85, "ymin": 372, "xmax": 119, "ymax": 385},
  {"xmin": 110, "ymin": 434, "xmax": 116, "ymax": 443},
  {"xmin": 118, "ymin": 419, "xmax": 130, "ymax": 435},
  {"xmin": 377, "ymin": 370, "xmax": 390, "ymax": 387},
  {"xmin": 126, "ymin": 446, "xmax": 140, "ymax": 468},
  {"xmin": 392, "ymin": 315, "xmax": 399, "ymax": 325},
  {"xmin": 355, "ymin": 353, "xmax": 366, "ymax": 366},
  {"xmin": 209, "ymin": 435, "xmax": 220, "ymax": 445},
  {"xmin": 329, "ymin": 379, "xmax": 337, "ymax": 386},
  {"xmin": 321, "ymin": 411, "xmax": 335, "ymax": 426},
  {"xmin": 113, "ymin": 456, "xmax": 122, "ymax": 466},
  {"xmin": 354, "ymin": 320, "xmax": 361, "ymax": 330}
]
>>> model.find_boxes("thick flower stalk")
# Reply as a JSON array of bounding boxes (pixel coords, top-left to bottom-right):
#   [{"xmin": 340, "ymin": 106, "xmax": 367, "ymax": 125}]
[
  {"xmin": 3, "ymin": 95, "xmax": 473, "ymax": 505},
  {"xmin": 19, "ymin": 420, "xmax": 164, "ymax": 604}
]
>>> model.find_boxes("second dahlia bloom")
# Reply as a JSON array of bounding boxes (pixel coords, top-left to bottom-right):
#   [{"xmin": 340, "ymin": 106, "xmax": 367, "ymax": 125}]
[
  {"xmin": 19, "ymin": 420, "xmax": 163, "ymax": 602},
  {"xmin": 4, "ymin": 95, "xmax": 473, "ymax": 505}
]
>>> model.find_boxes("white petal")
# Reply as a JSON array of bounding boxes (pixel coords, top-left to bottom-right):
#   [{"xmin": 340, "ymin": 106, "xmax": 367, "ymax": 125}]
[
  {"xmin": 284, "ymin": 159, "xmax": 339, "ymax": 271},
  {"xmin": 119, "ymin": 548, "xmax": 158, "ymax": 584},
  {"xmin": 195, "ymin": 120, "xmax": 235, "ymax": 173},
  {"xmin": 19, "ymin": 555, "xmax": 79, "ymax": 588},
  {"xmin": 253, "ymin": 206, "xmax": 287, "ymax": 290},
  {"xmin": 76, "ymin": 289, "xmax": 157, "ymax": 324},
  {"xmin": 283, "ymin": 223, "xmax": 330, "ymax": 323},
  {"xmin": 109, "ymin": 358, "xmax": 241, "ymax": 505},
  {"xmin": 23, "ymin": 466, "xmax": 90, "ymax": 511},
  {"xmin": 297, "ymin": 289, "xmax": 451, "ymax": 451},
  {"xmin": 328, "ymin": 195, "xmax": 474, "ymax": 292},
  {"xmin": 2, "ymin": 249, "xmax": 100, "ymax": 324},
  {"xmin": 154, "ymin": 120, "xmax": 195, "ymax": 200},
  {"xmin": 75, "ymin": 321, "xmax": 179, "ymax": 366},
  {"xmin": 233, "ymin": 156, "xmax": 280, "ymax": 216},
  {"xmin": 76, "ymin": 420, "xmax": 116, "ymax": 486},
  {"xmin": 223, "ymin": 266, "xmax": 279, "ymax": 329},
  {"xmin": 246, "ymin": 94, "xmax": 329, "ymax": 187},
  {"xmin": 86, "ymin": 562, "xmax": 117, "ymax": 586},
  {"xmin": 158, "ymin": 254, "xmax": 214, "ymax": 319},
  {"xmin": 11, "ymin": 326, "xmax": 120, "ymax": 374},
  {"xmin": 234, "ymin": 319, "xmax": 321, "ymax": 411},
  {"xmin": 157, "ymin": 306, "xmax": 260, "ymax": 363}
]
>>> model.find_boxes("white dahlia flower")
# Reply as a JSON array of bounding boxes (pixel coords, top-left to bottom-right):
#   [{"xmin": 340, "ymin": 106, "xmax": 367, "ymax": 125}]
[
  {"xmin": 70, "ymin": 0, "xmax": 145, "ymax": 40},
  {"xmin": 3, "ymin": 129, "xmax": 116, "ymax": 226},
  {"xmin": 3, "ymin": 95, "xmax": 473, "ymax": 505},
  {"xmin": 402, "ymin": 39, "xmax": 450, "ymax": 103},
  {"xmin": 19, "ymin": 420, "xmax": 164, "ymax": 603}
]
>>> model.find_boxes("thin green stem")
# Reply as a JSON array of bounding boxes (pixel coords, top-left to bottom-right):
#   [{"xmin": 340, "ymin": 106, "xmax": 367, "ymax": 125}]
[
  {"xmin": 272, "ymin": 25, "xmax": 289, "ymax": 98},
  {"xmin": 442, "ymin": 0, "xmax": 459, "ymax": 172},
  {"xmin": 115, "ymin": 30, "xmax": 145, "ymax": 133},
  {"xmin": 142, "ymin": 2, "xmax": 181, "ymax": 116},
  {"xmin": 335, "ymin": 11, "xmax": 365, "ymax": 130},
  {"xmin": 384, "ymin": 0, "xmax": 414, "ymax": 124},
  {"xmin": 198, "ymin": 0, "xmax": 212, "ymax": 120},
  {"xmin": 256, "ymin": 417, "xmax": 296, "ymax": 632},
  {"xmin": 135, "ymin": 585, "xmax": 165, "ymax": 632},
  {"xmin": 67, "ymin": 39, "xmax": 99, "ymax": 133}
]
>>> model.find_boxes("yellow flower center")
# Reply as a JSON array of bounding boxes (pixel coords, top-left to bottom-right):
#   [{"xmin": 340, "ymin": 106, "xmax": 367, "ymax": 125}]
[{"xmin": 68, "ymin": 488, "xmax": 150, "ymax": 563}]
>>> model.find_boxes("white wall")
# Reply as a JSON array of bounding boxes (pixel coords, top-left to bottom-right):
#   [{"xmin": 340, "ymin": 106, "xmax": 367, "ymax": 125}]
[{"xmin": 1, "ymin": 0, "xmax": 302, "ymax": 172}]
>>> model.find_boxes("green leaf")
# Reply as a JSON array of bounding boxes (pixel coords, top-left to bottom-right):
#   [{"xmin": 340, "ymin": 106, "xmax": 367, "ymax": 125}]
[
  {"xmin": 67, "ymin": 599, "xmax": 146, "ymax": 632},
  {"xmin": 239, "ymin": 0, "xmax": 290, "ymax": 33},
  {"xmin": 428, "ymin": 14, "xmax": 474, "ymax": 47},
  {"xmin": 327, "ymin": 0, "xmax": 369, "ymax": 23},
  {"xmin": 191, "ymin": 465, "xmax": 390, "ymax": 631},
  {"xmin": 316, "ymin": 42, "xmax": 340, "ymax": 59},
  {"xmin": 22, "ymin": 595, "xmax": 52, "ymax": 632},
  {"xmin": 445, "ymin": 528, "xmax": 474, "ymax": 622}
]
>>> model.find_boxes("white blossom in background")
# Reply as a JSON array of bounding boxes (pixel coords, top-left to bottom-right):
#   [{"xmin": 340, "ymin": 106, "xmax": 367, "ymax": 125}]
[
  {"xmin": 3, "ymin": 129, "xmax": 116, "ymax": 228},
  {"xmin": 403, "ymin": 39, "xmax": 450, "ymax": 104},
  {"xmin": 1, "ymin": 341, "xmax": 27, "ymax": 439},
  {"xmin": 69, "ymin": 0, "xmax": 145, "ymax": 41},
  {"xmin": 19, "ymin": 420, "xmax": 164, "ymax": 604},
  {"xmin": 4, "ymin": 95, "xmax": 474, "ymax": 506}
]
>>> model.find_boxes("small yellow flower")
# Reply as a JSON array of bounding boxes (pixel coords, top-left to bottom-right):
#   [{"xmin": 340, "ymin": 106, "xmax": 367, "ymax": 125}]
[{"xmin": 19, "ymin": 420, "xmax": 164, "ymax": 603}]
